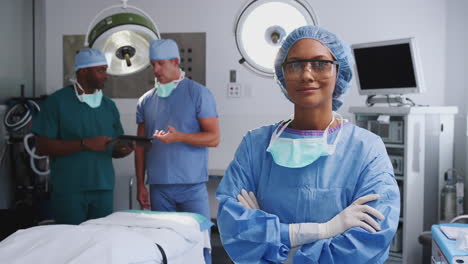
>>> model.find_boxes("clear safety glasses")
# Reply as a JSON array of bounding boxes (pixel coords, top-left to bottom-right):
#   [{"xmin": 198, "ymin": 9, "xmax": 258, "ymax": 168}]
[{"xmin": 282, "ymin": 59, "xmax": 339, "ymax": 80}]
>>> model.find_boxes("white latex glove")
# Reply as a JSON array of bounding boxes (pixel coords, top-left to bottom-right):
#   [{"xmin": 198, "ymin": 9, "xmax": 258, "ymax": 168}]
[
  {"xmin": 289, "ymin": 194, "xmax": 384, "ymax": 247},
  {"xmin": 237, "ymin": 189, "xmax": 260, "ymax": 209}
]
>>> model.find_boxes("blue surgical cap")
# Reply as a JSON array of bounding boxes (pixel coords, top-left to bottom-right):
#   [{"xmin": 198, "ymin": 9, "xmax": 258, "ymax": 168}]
[
  {"xmin": 74, "ymin": 48, "xmax": 108, "ymax": 71},
  {"xmin": 274, "ymin": 25, "xmax": 354, "ymax": 110},
  {"xmin": 149, "ymin": 39, "xmax": 180, "ymax": 61}
]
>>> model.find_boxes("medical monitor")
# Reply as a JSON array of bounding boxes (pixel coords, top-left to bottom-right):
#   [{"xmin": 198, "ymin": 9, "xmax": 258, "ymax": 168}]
[{"xmin": 351, "ymin": 38, "xmax": 424, "ymax": 96}]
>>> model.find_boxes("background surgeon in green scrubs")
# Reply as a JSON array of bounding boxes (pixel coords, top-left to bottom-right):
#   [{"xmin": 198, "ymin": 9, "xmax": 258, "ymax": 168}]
[{"xmin": 33, "ymin": 48, "xmax": 134, "ymax": 224}]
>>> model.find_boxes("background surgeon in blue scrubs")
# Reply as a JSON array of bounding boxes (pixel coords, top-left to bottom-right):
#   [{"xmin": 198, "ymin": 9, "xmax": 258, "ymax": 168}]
[
  {"xmin": 216, "ymin": 25, "xmax": 400, "ymax": 263},
  {"xmin": 135, "ymin": 39, "xmax": 219, "ymax": 263}
]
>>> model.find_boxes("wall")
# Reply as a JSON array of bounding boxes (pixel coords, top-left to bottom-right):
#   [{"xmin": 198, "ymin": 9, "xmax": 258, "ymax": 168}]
[
  {"xmin": 40, "ymin": 0, "xmax": 451, "ymax": 214},
  {"xmin": 0, "ymin": 106, "xmax": 13, "ymax": 209},
  {"xmin": 445, "ymin": 0, "xmax": 468, "ymax": 212},
  {"xmin": 0, "ymin": 0, "xmax": 34, "ymax": 102},
  {"xmin": 34, "ymin": 0, "xmax": 47, "ymax": 97}
]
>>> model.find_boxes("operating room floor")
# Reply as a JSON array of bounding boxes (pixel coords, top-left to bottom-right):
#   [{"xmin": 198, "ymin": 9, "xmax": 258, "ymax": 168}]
[{"xmin": 211, "ymin": 225, "xmax": 234, "ymax": 264}]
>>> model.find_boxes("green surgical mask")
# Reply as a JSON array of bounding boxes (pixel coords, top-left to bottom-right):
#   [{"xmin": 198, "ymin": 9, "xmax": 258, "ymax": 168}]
[
  {"xmin": 155, "ymin": 70, "xmax": 185, "ymax": 98},
  {"xmin": 156, "ymin": 81, "xmax": 178, "ymax": 97},
  {"xmin": 266, "ymin": 112, "xmax": 343, "ymax": 168},
  {"xmin": 72, "ymin": 79, "xmax": 103, "ymax": 108}
]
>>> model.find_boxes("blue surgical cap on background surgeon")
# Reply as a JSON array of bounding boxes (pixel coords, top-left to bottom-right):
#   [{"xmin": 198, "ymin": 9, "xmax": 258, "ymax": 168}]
[
  {"xmin": 149, "ymin": 39, "xmax": 181, "ymax": 61},
  {"xmin": 74, "ymin": 48, "xmax": 108, "ymax": 72},
  {"xmin": 274, "ymin": 25, "xmax": 354, "ymax": 111}
]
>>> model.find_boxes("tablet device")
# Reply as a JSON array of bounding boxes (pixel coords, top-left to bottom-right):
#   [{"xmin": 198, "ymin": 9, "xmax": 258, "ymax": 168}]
[{"xmin": 107, "ymin": 135, "xmax": 153, "ymax": 149}]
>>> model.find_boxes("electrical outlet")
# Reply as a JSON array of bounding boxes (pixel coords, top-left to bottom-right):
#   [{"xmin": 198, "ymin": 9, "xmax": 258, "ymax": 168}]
[{"xmin": 227, "ymin": 83, "xmax": 242, "ymax": 98}]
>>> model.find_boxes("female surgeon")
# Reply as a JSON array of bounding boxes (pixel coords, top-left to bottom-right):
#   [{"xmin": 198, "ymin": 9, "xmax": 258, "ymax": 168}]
[{"xmin": 215, "ymin": 25, "xmax": 400, "ymax": 263}]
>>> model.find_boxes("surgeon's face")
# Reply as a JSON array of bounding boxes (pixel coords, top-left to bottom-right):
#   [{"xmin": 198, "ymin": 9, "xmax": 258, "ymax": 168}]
[
  {"xmin": 151, "ymin": 59, "xmax": 179, "ymax": 84},
  {"xmin": 84, "ymin": 65, "xmax": 108, "ymax": 90},
  {"xmin": 283, "ymin": 39, "xmax": 337, "ymax": 110}
]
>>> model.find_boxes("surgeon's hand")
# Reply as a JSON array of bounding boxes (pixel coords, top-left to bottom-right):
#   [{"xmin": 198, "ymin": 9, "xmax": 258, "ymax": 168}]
[
  {"xmin": 153, "ymin": 125, "xmax": 179, "ymax": 144},
  {"xmin": 137, "ymin": 185, "xmax": 150, "ymax": 209},
  {"xmin": 83, "ymin": 136, "xmax": 111, "ymax": 152},
  {"xmin": 289, "ymin": 194, "xmax": 384, "ymax": 247},
  {"xmin": 237, "ymin": 189, "xmax": 260, "ymax": 209},
  {"xmin": 319, "ymin": 194, "xmax": 384, "ymax": 239}
]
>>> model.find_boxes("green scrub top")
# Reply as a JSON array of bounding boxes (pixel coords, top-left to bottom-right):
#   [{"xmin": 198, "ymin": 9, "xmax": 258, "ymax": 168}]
[{"xmin": 32, "ymin": 86, "xmax": 124, "ymax": 193}]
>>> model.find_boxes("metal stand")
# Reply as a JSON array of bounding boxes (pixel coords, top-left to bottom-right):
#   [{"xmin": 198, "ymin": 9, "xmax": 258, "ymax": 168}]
[{"xmin": 366, "ymin": 95, "xmax": 416, "ymax": 107}]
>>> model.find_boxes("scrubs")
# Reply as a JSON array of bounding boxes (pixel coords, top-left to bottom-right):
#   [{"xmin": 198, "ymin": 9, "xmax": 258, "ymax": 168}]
[
  {"xmin": 216, "ymin": 122, "xmax": 400, "ymax": 263},
  {"xmin": 33, "ymin": 86, "xmax": 124, "ymax": 224},
  {"xmin": 136, "ymin": 78, "xmax": 217, "ymax": 219},
  {"xmin": 138, "ymin": 78, "xmax": 217, "ymax": 264},
  {"xmin": 136, "ymin": 79, "xmax": 218, "ymax": 185}
]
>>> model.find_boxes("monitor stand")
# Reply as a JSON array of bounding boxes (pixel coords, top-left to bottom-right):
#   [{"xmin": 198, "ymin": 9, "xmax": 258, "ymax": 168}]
[{"xmin": 366, "ymin": 95, "xmax": 415, "ymax": 106}]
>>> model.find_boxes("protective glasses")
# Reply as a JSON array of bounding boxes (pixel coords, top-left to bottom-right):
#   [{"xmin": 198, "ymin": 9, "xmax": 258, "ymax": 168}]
[{"xmin": 282, "ymin": 59, "xmax": 339, "ymax": 80}]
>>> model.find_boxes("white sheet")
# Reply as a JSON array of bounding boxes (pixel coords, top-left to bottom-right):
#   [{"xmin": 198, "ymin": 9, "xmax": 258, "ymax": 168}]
[
  {"xmin": 0, "ymin": 225, "xmax": 162, "ymax": 264},
  {"xmin": 0, "ymin": 212, "xmax": 209, "ymax": 264},
  {"xmin": 82, "ymin": 212, "xmax": 210, "ymax": 262},
  {"xmin": 440, "ymin": 225, "xmax": 468, "ymax": 240}
]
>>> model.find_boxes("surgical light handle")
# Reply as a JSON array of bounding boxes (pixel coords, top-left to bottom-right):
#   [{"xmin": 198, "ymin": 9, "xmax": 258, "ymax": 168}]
[{"xmin": 84, "ymin": 0, "xmax": 160, "ymax": 47}]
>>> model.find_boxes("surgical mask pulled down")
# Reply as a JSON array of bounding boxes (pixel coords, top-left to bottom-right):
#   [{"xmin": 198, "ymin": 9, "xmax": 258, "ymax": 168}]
[
  {"xmin": 70, "ymin": 77, "xmax": 103, "ymax": 108},
  {"xmin": 155, "ymin": 70, "xmax": 185, "ymax": 98},
  {"xmin": 267, "ymin": 112, "xmax": 344, "ymax": 168}
]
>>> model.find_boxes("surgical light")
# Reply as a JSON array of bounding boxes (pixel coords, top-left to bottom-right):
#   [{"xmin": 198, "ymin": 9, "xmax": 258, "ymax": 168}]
[
  {"xmin": 234, "ymin": 0, "xmax": 319, "ymax": 77},
  {"xmin": 85, "ymin": 0, "xmax": 160, "ymax": 76}
]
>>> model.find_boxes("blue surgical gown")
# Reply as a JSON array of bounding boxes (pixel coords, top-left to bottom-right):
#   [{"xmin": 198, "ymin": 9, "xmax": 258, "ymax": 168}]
[{"xmin": 216, "ymin": 122, "xmax": 400, "ymax": 263}]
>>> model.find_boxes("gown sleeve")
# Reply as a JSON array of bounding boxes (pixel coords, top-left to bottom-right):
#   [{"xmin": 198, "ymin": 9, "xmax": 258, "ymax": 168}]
[
  {"xmin": 295, "ymin": 137, "xmax": 400, "ymax": 263},
  {"xmin": 216, "ymin": 133, "xmax": 290, "ymax": 263}
]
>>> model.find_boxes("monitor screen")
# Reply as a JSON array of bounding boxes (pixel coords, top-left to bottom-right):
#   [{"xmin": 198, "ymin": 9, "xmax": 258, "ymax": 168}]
[{"xmin": 352, "ymin": 38, "xmax": 424, "ymax": 96}]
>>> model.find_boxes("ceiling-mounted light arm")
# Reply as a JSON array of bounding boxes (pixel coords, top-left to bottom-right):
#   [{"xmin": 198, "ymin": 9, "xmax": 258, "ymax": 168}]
[{"xmin": 84, "ymin": 0, "xmax": 160, "ymax": 47}]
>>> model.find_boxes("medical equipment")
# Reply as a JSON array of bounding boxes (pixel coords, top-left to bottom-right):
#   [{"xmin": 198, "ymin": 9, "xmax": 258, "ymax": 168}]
[
  {"xmin": 3, "ymin": 98, "xmax": 49, "ymax": 188},
  {"xmin": 432, "ymin": 215, "xmax": 468, "ymax": 264},
  {"xmin": 351, "ymin": 106, "xmax": 458, "ymax": 264},
  {"xmin": 1, "ymin": 97, "xmax": 51, "ymax": 229},
  {"xmin": 389, "ymin": 155, "xmax": 404, "ymax": 175},
  {"xmin": 352, "ymin": 38, "xmax": 425, "ymax": 106},
  {"xmin": 84, "ymin": 0, "xmax": 160, "ymax": 76},
  {"xmin": 352, "ymin": 38, "xmax": 425, "ymax": 97},
  {"xmin": 234, "ymin": 0, "xmax": 318, "ymax": 76},
  {"xmin": 441, "ymin": 169, "xmax": 464, "ymax": 223},
  {"xmin": 367, "ymin": 119, "xmax": 404, "ymax": 144},
  {"xmin": 3, "ymin": 99, "xmax": 39, "ymax": 134},
  {"xmin": 457, "ymin": 177, "xmax": 464, "ymax": 217},
  {"xmin": 23, "ymin": 133, "xmax": 49, "ymax": 177}
]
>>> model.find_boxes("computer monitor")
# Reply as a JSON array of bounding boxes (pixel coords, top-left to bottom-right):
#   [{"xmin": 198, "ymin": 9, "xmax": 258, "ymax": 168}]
[{"xmin": 351, "ymin": 38, "xmax": 425, "ymax": 96}]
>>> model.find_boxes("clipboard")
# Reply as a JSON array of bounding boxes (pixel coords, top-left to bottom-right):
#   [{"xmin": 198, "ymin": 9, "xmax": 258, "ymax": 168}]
[{"xmin": 107, "ymin": 135, "xmax": 153, "ymax": 149}]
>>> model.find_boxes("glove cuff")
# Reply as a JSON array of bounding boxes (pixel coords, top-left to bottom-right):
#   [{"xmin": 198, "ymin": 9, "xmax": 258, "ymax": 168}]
[{"xmin": 290, "ymin": 223, "xmax": 319, "ymax": 247}]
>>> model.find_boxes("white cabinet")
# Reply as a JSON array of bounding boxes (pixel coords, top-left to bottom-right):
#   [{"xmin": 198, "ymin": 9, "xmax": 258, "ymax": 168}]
[{"xmin": 349, "ymin": 106, "xmax": 458, "ymax": 264}]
